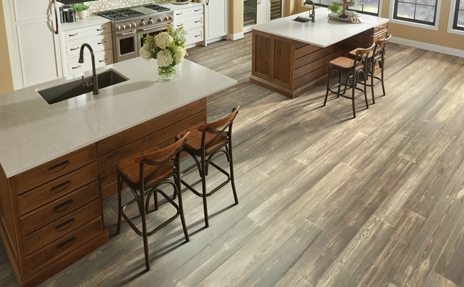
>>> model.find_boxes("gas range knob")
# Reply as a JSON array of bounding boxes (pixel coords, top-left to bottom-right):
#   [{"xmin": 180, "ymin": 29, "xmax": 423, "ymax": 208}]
[
  {"xmin": 120, "ymin": 24, "xmax": 126, "ymax": 30},
  {"xmin": 164, "ymin": 16, "xmax": 169, "ymax": 21},
  {"xmin": 127, "ymin": 23, "xmax": 132, "ymax": 28},
  {"xmin": 168, "ymin": 16, "xmax": 173, "ymax": 21},
  {"xmin": 139, "ymin": 20, "xmax": 145, "ymax": 26},
  {"xmin": 157, "ymin": 18, "xmax": 163, "ymax": 23},
  {"xmin": 115, "ymin": 25, "xmax": 121, "ymax": 31},
  {"xmin": 132, "ymin": 22, "xmax": 137, "ymax": 27},
  {"xmin": 148, "ymin": 18, "xmax": 154, "ymax": 24}
]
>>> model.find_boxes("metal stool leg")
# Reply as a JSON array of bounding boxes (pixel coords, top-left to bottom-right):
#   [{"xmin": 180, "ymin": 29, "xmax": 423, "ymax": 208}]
[
  {"xmin": 337, "ymin": 71, "xmax": 342, "ymax": 97},
  {"xmin": 352, "ymin": 75, "xmax": 357, "ymax": 118},
  {"xmin": 324, "ymin": 66, "xmax": 332, "ymax": 106},
  {"xmin": 363, "ymin": 71, "xmax": 369, "ymax": 109},
  {"xmin": 117, "ymin": 174, "xmax": 123, "ymax": 234},
  {"xmin": 380, "ymin": 60, "xmax": 386, "ymax": 96},
  {"xmin": 139, "ymin": 189, "xmax": 150, "ymax": 270},
  {"xmin": 201, "ymin": 153, "xmax": 209, "ymax": 227},
  {"xmin": 229, "ymin": 143, "xmax": 238, "ymax": 205},
  {"xmin": 370, "ymin": 62, "xmax": 375, "ymax": 104}
]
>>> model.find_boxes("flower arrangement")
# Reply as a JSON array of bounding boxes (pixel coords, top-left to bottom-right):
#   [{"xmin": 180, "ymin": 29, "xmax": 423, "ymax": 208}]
[
  {"xmin": 140, "ymin": 25, "xmax": 187, "ymax": 81},
  {"xmin": 328, "ymin": 4, "xmax": 342, "ymax": 14}
]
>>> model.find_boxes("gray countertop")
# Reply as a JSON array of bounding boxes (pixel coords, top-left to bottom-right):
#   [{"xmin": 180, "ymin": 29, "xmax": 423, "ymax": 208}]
[
  {"xmin": 0, "ymin": 58, "xmax": 237, "ymax": 178},
  {"xmin": 252, "ymin": 9, "xmax": 389, "ymax": 48}
]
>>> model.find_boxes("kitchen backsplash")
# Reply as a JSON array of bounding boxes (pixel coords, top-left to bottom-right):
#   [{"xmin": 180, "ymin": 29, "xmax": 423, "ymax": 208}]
[{"xmin": 88, "ymin": 0, "xmax": 171, "ymax": 14}]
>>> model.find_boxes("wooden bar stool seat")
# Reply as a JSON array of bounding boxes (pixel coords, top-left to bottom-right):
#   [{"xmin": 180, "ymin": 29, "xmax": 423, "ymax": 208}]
[
  {"xmin": 175, "ymin": 106, "xmax": 240, "ymax": 228},
  {"xmin": 324, "ymin": 44, "xmax": 375, "ymax": 118},
  {"xmin": 116, "ymin": 133, "xmax": 190, "ymax": 271},
  {"xmin": 348, "ymin": 34, "xmax": 392, "ymax": 104}
]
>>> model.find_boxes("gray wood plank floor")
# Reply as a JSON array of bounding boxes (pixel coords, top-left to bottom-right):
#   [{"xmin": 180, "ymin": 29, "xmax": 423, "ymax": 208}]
[{"xmin": 2, "ymin": 33, "xmax": 464, "ymax": 287}]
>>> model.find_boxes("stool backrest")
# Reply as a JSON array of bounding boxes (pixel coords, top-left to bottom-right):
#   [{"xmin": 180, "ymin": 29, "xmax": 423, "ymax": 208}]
[
  {"xmin": 373, "ymin": 34, "xmax": 392, "ymax": 58},
  {"xmin": 198, "ymin": 106, "xmax": 240, "ymax": 151},
  {"xmin": 135, "ymin": 132, "xmax": 190, "ymax": 186},
  {"xmin": 353, "ymin": 43, "xmax": 375, "ymax": 67}
]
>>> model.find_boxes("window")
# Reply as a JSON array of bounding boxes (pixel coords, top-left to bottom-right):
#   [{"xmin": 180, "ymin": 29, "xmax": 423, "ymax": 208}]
[
  {"xmin": 309, "ymin": 0, "xmax": 381, "ymax": 16},
  {"xmin": 393, "ymin": 0, "xmax": 439, "ymax": 25},
  {"xmin": 452, "ymin": 0, "xmax": 464, "ymax": 30}
]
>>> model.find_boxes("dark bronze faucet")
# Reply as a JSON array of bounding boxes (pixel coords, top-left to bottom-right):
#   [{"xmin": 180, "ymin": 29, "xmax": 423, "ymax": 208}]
[
  {"xmin": 78, "ymin": 43, "xmax": 99, "ymax": 95},
  {"xmin": 304, "ymin": 0, "xmax": 316, "ymax": 22}
]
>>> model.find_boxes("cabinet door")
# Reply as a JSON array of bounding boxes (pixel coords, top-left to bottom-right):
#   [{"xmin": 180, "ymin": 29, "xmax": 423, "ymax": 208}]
[
  {"xmin": 207, "ymin": 0, "xmax": 227, "ymax": 39},
  {"xmin": 9, "ymin": 0, "xmax": 62, "ymax": 87}
]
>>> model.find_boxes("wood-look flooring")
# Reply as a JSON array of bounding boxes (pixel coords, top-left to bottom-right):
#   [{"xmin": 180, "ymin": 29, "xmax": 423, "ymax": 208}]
[{"xmin": 2, "ymin": 33, "xmax": 464, "ymax": 287}]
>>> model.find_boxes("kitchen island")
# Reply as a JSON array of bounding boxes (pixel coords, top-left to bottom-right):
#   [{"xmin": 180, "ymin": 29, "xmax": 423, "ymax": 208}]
[
  {"xmin": 0, "ymin": 57, "xmax": 236, "ymax": 287},
  {"xmin": 251, "ymin": 8, "xmax": 389, "ymax": 98}
]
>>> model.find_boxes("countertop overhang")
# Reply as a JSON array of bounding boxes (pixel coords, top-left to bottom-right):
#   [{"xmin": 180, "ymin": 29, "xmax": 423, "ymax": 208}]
[
  {"xmin": 252, "ymin": 8, "xmax": 389, "ymax": 48},
  {"xmin": 0, "ymin": 58, "xmax": 237, "ymax": 178}
]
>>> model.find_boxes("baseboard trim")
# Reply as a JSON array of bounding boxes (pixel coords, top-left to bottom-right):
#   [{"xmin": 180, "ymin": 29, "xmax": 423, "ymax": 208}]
[
  {"xmin": 390, "ymin": 37, "xmax": 464, "ymax": 58},
  {"xmin": 229, "ymin": 32, "xmax": 244, "ymax": 41}
]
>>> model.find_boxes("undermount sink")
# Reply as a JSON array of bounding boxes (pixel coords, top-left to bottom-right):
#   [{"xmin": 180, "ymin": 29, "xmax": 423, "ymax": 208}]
[
  {"xmin": 293, "ymin": 16, "xmax": 312, "ymax": 23},
  {"xmin": 38, "ymin": 69, "xmax": 128, "ymax": 105}
]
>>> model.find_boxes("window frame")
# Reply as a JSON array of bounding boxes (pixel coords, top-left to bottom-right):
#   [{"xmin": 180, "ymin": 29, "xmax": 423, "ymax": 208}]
[
  {"xmin": 388, "ymin": 0, "xmax": 442, "ymax": 30},
  {"xmin": 447, "ymin": 0, "xmax": 464, "ymax": 35}
]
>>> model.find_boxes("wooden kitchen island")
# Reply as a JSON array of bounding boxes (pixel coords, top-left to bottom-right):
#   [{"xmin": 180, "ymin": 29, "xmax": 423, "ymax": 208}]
[
  {"xmin": 251, "ymin": 9, "xmax": 389, "ymax": 98},
  {"xmin": 0, "ymin": 58, "xmax": 236, "ymax": 287}
]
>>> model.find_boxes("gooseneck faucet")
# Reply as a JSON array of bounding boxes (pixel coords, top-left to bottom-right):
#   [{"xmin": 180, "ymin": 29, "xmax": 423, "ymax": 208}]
[
  {"xmin": 304, "ymin": 0, "xmax": 316, "ymax": 22},
  {"xmin": 78, "ymin": 43, "xmax": 99, "ymax": 95}
]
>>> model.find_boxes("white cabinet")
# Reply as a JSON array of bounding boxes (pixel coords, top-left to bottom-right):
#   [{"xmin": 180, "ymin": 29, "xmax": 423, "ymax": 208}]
[
  {"xmin": 172, "ymin": 4, "xmax": 206, "ymax": 47},
  {"xmin": 205, "ymin": 0, "xmax": 228, "ymax": 40},
  {"xmin": 4, "ymin": 0, "xmax": 63, "ymax": 88},
  {"xmin": 60, "ymin": 22, "xmax": 113, "ymax": 76}
]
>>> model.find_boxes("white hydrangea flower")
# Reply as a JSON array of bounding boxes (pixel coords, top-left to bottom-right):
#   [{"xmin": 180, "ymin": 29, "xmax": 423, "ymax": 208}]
[
  {"xmin": 173, "ymin": 46, "xmax": 186, "ymax": 64},
  {"xmin": 157, "ymin": 49, "xmax": 174, "ymax": 67},
  {"xmin": 155, "ymin": 32, "xmax": 173, "ymax": 49},
  {"xmin": 140, "ymin": 44, "xmax": 152, "ymax": 60}
]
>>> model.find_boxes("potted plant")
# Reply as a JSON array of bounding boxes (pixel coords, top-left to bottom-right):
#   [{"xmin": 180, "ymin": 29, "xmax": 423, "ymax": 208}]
[
  {"xmin": 70, "ymin": 3, "xmax": 90, "ymax": 19},
  {"xmin": 328, "ymin": 4, "xmax": 341, "ymax": 17}
]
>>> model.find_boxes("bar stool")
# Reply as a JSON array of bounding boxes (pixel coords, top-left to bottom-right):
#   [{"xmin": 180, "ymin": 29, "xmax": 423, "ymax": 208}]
[
  {"xmin": 324, "ymin": 44, "xmax": 375, "ymax": 118},
  {"xmin": 349, "ymin": 35, "xmax": 392, "ymax": 104},
  {"xmin": 176, "ymin": 106, "xmax": 240, "ymax": 227},
  {"xmin": 116, "ymin": 133, "xmax": 190, "ymax": 271}
]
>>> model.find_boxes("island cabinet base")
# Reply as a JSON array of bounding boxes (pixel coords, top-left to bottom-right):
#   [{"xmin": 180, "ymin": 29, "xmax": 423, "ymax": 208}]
[
  {"xmin": 0, "ymin": 98, "xmax": 207, "ymax": 286},
  {"xmin": 251, "ymin": 23, "xmax": 388, "ymax": 99}
]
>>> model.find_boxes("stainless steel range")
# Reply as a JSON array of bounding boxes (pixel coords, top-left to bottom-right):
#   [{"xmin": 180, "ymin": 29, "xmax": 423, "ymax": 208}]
[{"xmin": 97, "ymin": 4, "xmax": 174, "ymax": 62}]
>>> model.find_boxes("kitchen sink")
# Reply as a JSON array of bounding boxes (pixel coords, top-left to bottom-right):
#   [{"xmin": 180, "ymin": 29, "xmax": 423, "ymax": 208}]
[
  {"xmin": 38, "ymin": 69, "xmax": 129, "ymax": 105},
  {"xmin": 293, "ymin": 16, "xmax": 312, "ymax": 23}
]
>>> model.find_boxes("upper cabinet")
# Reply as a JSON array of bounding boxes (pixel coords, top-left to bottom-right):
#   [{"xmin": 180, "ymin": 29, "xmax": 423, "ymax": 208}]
[
  {"xmin": 4, "ymin": 0, "xmax": 63, "ymax": 88},
  {"xmin": 205, "ymin": 0, "xmax": 228, "ymax": 41}
]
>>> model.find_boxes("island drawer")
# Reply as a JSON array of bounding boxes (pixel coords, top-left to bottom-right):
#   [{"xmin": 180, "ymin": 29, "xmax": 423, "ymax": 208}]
[
  {"xmin": 62, "ymin": 22, "xmax": 111, "ymax": 41},
  {"xmin": 373, "ymin": 31, "xmax": 388, "ymax": 43},
  {"xmin": 97, "ymin": 98, "xmax": 206, "ymax": 156},
  {"xmin": 174, "ymin": 6, "xmax": 203, "ymax": 19},
  {"xmin": 16, "ymin": 145, "xmax": 97, "ymax": 194},
  {"xmin": 17, "ymin": 163, "xmax": 98, "ymax": 216},
  {"xmin": 20, "ymin": 181, "xmax": 100, "ymax": 235},
  {"xmin": 26, "ymin": 217, "xmax": 102, "ymax": 273},
  {"xmin": 374, "ymin": 23, "xmax": 388, "ymax": 34},
  {"xmin": 23, "ymin": 199, "xmax": 101, "ymax": 255},
  {"xmin": 98, "ymin": 111, "xmax": 206, "ymax": 171}
]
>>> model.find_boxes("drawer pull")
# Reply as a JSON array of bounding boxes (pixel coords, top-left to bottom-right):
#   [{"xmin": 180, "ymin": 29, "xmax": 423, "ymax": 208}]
[
  {"xmin": 50, "ymin": 180, "xmax": 72, "ymax": 194},
  {"xmin": 379, "ymin": 25, "xmax": 383, "ymax": 29},
  {"xmin": 48, "ymin": 160, "xmax": 69, "ymax": 173},
  {"xmin": 177, "ymin": 24, "xmax": 181, "ymax": 27},
  {"xmin": 57, "ymin": 237, "xmax": 76, "ymax": 251},
  {"xmin": 68, "ymin": 33, "xmax": 78, "ymax": 37},
  {"xmin": 53, "ymin": 200, "xmax": 73, "ymax": 213},
  {"xmin": 194, "ymin": 9, "xmax": 201, "ymax": 12},
  {"xmin": 99, "ymin": 59, "xmax": 107, "ymax": 63},
  {"xmin": 176, "ymin": 12, "xmax": 182, "ymax": 15},
  {"xmin": 55, "ymin": 218, "xmax": 75, "ymax": 232},
  {"xmin": 70, "ymin": 47, "xmax": 79, "ymax": 51},
  {"xmin": 96, "ymin": 28, "xmax": 105, "ymax": 31},
  {"xmin": 195, "ymin": 34, "xmax": 201, "ymax": 37},
  {"xmin": 98, "ymin": 41, "xmax": 105, "ymax": 45},
  {"xmin": 72, "ymin": 65, "xmax": 81, "ymax": 70},
  {"xmin": 194, "ymin": 20, "xmax": 201, "ymax": 23}
]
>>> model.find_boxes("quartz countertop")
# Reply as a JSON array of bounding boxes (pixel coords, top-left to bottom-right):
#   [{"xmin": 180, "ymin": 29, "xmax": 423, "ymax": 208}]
[
  {"xmin": 160, "ymin": 2, "xmax": 204, "ymax": 11},
  {"xmin": 60, "ymin": 15, "xmax": 111, "ymax": 31},
  {"xmin": 0, "ymin": 58, "xmax": 237, "ymax": 178},
  {"xmin": 252, "ymin": 8, "xmax": 389, "ymax": 48}
]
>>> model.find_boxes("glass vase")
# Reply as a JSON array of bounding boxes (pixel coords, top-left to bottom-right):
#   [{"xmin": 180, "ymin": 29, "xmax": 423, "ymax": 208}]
[{"xmin": 158, "ymin": 65, "xmax": 176, "ymax": 82}]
